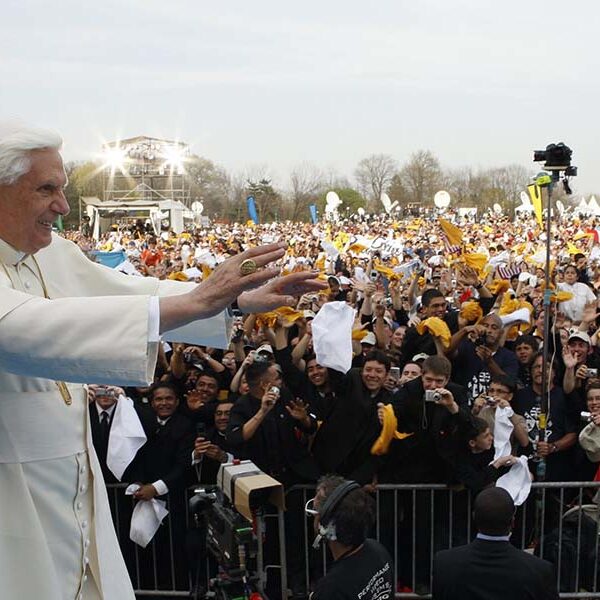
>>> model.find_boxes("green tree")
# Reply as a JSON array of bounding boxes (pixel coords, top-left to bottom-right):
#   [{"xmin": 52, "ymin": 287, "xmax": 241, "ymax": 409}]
[
  {"xmin": 246, "ymin": 178, "xmax": 282, "ymax": 222},
  {"xmin": 317, "ymin": 187, "xmax": 366, "ymax": 218}
]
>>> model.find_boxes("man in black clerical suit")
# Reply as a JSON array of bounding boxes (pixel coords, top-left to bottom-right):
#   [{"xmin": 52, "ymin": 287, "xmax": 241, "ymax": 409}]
[
  {"xmin": 89, "ymin": 385, "xmax": 121, "ymax": 484},
  {"xmin": 128, "ymin": 381, "xmax": 195, "ymax": 590},
  {"xmin": 432, "ymin": 487, "xmax": 559, "ymax": 600}
]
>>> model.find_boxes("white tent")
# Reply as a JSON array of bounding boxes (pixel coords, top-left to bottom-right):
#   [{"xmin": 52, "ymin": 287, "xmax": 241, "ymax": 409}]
[
  {"xmin": 577, "ymin": 196, "xmax": 589, "ymax": 214},
  {"xmin": 588, "ymin": 196, "xmax": 600, "ymax": 217}
]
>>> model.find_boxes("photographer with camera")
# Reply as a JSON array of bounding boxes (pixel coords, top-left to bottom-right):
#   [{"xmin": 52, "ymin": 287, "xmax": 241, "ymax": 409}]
[
  {"xmin": 448, "ymin": 313, "xmax": 518, "ymax": 404},
  {"xmin": 192, "ymin": 401, "xmax": 235, "ymax": 484},
  {"xmin": 563, "ymin": 327, "xmax": 600, "ymax": 398},
  {"xmin": 307, "ymin": 475, "xmax": 393, "ymax": 600},
  {"xmin": 379, "ymin": 355, "xmax": 471, "ymax": 484},
  {"xmin": 226, "ymin": 360, "xmax": 319, "ymax": 485}
]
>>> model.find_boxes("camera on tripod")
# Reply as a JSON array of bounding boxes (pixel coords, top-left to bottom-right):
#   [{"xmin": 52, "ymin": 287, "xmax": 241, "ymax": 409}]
[
  {"xmin": 533, "ymin": 143, "xmax": 576, "ymax": 175},
  {"xmin": 533, "ymin": 142, "xmax": 577, "ymax": 195}
]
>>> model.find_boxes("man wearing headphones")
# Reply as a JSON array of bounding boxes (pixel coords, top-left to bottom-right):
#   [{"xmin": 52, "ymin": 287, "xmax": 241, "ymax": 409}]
[{"xmin": 307, "ymin": 475, "xmax": 393, "ymax": 599}]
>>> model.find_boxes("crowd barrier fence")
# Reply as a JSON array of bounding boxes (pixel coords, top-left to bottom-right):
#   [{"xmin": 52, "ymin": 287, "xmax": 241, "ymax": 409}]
[{"xmin": 106, "ymin": 481, "xmax": 600, "ymax": 599}]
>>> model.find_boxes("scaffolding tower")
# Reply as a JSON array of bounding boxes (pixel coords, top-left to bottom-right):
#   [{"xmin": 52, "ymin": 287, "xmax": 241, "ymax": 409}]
[{"xmin": 102, "ymin": 135, "xmax": 191, "ymax": 207}]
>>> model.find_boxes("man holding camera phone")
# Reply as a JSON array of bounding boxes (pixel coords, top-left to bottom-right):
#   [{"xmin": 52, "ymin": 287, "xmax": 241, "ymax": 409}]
[
  {"xmin": 563, "ymin": 329, "xmax": 600, "ymax": 397},
  {"xmin": 448, "ymin": 313, "xmax": 518, "ymax": 404}
]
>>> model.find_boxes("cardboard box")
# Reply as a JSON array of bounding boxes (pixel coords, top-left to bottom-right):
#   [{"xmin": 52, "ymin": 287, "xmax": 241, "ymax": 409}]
[{"xmin": 217, "ymin": 460, "xmax": 285, "ymax": 521}]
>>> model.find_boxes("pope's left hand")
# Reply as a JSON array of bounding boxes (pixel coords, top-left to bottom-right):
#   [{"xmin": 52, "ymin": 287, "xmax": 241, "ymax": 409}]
[{"xmin": 238, "ymin": 271, "xmax": 327, "ymax": 314}]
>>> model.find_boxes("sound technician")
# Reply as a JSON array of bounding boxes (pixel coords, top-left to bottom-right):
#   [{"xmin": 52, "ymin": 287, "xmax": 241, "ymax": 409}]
[{"xmin": 307, "ymin": 475, "xmax": 393, "ymax": 600}]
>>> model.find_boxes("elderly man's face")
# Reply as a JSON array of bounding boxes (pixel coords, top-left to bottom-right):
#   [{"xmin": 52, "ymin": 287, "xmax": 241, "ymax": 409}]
[{"xmin": 0, "ymin": 148, "xmax": 69, "ymax": 254}]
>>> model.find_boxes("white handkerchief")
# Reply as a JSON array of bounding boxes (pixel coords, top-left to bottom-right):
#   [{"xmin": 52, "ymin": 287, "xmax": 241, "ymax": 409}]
[
  {"xmin": 107, "ymin": 396, "xmax": 147, "ymax": 481},
  {"xmin": 493, "ymin": 406, "xmax": 514, "ymax": 460},
  {"xmin": 312, "ymin": 302, "xmax": 355, "ymax": 373},
  {"xmin": 488, "ymin": 250, "xmax": 510, "ymax": 268},
  {"xmin": 496, "ymin": 456, "xmax": 531, "ymax": 506},
  {"xmin": 115, "ymin": 259, "xmax": 143, "ymax": 277},
  {"xmin": 499, "ymin": 308, "xmax": 531, "ymax": 328},
  {"xmin": 320, "ymin": 239, "xmax": 340, "ymax": 259},
  {"xmin": 126, "ymin": 484, "xmax": 169, "ymax": 547},
  {"xmin": 183, "ymin": 267, "xmax": 202, "ymax": 279}
]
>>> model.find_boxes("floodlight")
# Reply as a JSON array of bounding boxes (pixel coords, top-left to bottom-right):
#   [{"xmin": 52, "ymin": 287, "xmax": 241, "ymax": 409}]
[
  {"xmin": 160, "ymin": 144, "xmax": 189, "ymax": 175},
  {"xmin": 102, "ymin": 146, "xmax": 127, "ymax": 174}
]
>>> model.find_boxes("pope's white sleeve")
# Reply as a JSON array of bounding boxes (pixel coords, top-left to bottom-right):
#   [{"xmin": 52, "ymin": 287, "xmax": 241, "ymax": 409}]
[
  {"xmin": 148, "ymin": 296, "xmax": 160, "ymax": 343},
  {"xmin": 0, "ymin": 291, "xmax": 158, "ymax": 386}
]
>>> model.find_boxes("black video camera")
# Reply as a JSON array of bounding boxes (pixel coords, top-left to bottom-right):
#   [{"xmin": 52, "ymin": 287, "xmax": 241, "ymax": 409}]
[
  {"xmin": 188, "ymin": 487, "xmax": 257, "ymax": 572},
  {"xmin": 533, "ymin": 143, "xmax": 577, "ymax": 175}
]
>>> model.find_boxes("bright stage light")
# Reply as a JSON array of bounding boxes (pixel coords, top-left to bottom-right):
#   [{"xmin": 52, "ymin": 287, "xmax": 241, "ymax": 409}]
[
  {"xmin": 160, "ymin": 144, "xmax": 188, "ymax": 175},
  {"xmin": 102, "ymin": 145, "xmax": 128, "ymax": 174}
]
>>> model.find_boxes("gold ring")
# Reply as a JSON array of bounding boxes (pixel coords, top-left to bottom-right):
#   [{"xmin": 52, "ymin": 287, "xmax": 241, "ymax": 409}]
[{"xmin": 239, "ymin": 259, "xmax": 258, "ymax": 276}]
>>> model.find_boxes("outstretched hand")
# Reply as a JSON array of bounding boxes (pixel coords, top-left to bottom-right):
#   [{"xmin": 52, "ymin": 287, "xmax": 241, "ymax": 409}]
[
  {"xmin": 238, "ymin": 271, "xmax": 327, "ymax": 314},
  {"xmin": 190, "ymin": 243, "xmax": 290, "ymax": 319}
]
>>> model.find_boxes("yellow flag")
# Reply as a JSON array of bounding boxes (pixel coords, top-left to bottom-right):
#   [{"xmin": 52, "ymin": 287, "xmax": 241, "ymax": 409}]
[
  {"xmin": 439, "ymin": 218, "xmax": 463, "ymax": 248},
  {"xmin": 527, "ymin": 184, "xmax": 544, "ymax": 228}
]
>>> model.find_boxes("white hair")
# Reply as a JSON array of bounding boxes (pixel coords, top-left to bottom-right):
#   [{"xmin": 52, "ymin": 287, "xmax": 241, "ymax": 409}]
[{"xmin": 0, "ymin": 120, "xmax": 63, "ymax": 185}]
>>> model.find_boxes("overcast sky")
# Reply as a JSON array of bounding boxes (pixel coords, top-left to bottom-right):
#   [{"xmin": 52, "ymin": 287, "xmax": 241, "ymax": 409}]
[{"xmin": 2, "ymin": 0, "xmax": 599, "ymax": 195}]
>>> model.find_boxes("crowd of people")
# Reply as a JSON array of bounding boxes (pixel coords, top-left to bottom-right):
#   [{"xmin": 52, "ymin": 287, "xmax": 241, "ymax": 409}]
[{"xmin": 78, "ymin": 209, "xmax": 600, "ymax": 596}]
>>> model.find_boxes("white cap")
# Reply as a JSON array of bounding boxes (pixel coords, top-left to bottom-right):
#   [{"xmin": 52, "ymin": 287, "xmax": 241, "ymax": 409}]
[{"xmin": 256, "ymin": 343, "xmax": 274, "ymax": 354}]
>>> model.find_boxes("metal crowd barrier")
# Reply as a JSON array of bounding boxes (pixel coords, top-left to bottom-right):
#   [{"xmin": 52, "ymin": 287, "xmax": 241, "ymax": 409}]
[
  {"xmin": 105, "ymin": 483, "xmax": 288, "ymax": 599},
  {"xmin": 106, "ymin": 482, "xmax": 600, "ymax": 599}
]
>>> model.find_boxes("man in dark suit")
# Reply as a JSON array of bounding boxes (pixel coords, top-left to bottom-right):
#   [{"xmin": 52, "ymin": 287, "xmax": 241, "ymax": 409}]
[
  {"xmin": 432, "ymin": 487, "xmax": 559, "ymax": 599},
  {"xmin": 129, "ymin": 382, "xmax": 195, "ymax": 590},
  {"xmin": 89, "ymin": 385, "xmax": 121, "ymax": 484}
]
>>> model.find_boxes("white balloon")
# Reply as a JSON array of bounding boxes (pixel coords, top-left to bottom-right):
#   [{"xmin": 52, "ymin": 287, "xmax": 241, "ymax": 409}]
[
  {"xmin": 191, "ymin": 201, "xmax": 204, "ymax": 214},
  {"xmin": 493, "ymin": 203, "xmax": 502, "ymax": 214},
  {"xmin": 434, "ymin": 190, "xmax": 451, "ymax": 208},
  {"xmin": 325, "ymin": 191, "xmax": 342, "ymax": 209},
  {"xmin": 520, "ymin": 191, "xmax": 532, "ymax": 206}
]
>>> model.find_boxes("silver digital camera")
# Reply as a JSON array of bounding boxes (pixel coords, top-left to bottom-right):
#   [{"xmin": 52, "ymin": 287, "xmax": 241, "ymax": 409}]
[{"xmin": 424, "ymin": 390, "xmax": 441, "ymax": 403}]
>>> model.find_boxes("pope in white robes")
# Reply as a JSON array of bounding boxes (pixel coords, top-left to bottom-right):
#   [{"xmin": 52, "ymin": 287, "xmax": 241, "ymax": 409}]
[{"xmin": 0, "ymin": 123, "xmax": 325, "ymax": 600}]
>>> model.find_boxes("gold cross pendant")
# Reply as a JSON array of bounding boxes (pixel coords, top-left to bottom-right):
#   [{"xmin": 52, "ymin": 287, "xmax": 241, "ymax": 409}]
[{"xmin": 56, "ymin": 381, "xmax": 72, "ymax": 406}]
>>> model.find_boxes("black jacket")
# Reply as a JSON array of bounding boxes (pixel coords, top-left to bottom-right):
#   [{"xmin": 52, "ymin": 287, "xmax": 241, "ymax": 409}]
[
  {"xmin": 433, "ymin": 538, "xmax": 558, "ymax": 600},
  {"xmin": 226, "ymin": 390, "xmax": 319, "ymax": 485},
  {"xmin": 129, "ymin": 410, "xmax": 195, "ymax": 493},
  {"xmin": 311, "ymin": 368, "xmax": 393, "ymax": 484},
  {"xmin": 381, "ymin": 377, "xmax": 472, "ymax": 483}
]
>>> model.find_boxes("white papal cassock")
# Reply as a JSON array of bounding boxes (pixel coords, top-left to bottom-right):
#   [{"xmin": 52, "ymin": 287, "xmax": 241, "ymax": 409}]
[{"xmin": 0, "ymin": 233, "xmax": 231, "ymax": 600}]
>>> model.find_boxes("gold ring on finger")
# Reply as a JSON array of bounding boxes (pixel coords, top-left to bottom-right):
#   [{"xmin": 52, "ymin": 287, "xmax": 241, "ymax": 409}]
[{"xmin": 240, "ymin": 258, "xmax": 258, "ymax": 276}]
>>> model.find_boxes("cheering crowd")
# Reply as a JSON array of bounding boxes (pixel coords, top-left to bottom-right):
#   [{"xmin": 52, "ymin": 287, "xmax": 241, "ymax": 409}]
[{"xmin": 75, "ymin": 209, "xmax": 600, "ymax": 595}]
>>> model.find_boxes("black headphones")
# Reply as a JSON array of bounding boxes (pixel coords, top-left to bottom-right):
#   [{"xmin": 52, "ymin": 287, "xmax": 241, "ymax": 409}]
[{"xmin": 313, "ymin": 480, "xmax": 360, "ymax": 548}]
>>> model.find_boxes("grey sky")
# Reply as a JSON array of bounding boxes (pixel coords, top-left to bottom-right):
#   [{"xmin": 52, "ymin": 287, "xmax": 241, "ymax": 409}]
[{"xmin": 2, "ymin": 0, "xmax": 599, "ymax": 195}]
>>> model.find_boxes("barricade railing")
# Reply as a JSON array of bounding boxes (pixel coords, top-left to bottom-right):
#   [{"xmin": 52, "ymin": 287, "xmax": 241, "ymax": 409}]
[
  {"xmin": 287, "ymin": 482, "xmax": 600, "ymax": 600},
  {"xmin": 105, "ymin": 483, "xmax": 288, "ymax": 599},
  {"xmin": 107, "ymin": 481, "xmax": 600, "ymax": 599}
]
